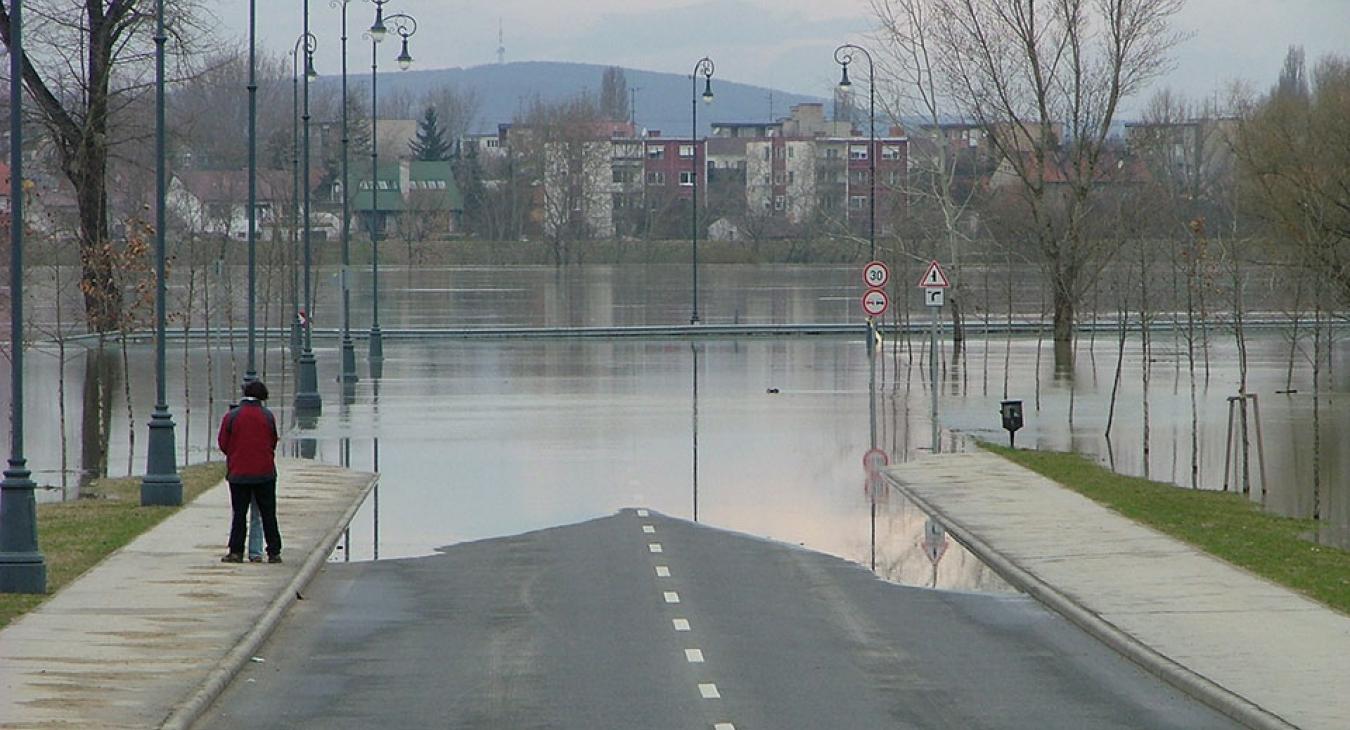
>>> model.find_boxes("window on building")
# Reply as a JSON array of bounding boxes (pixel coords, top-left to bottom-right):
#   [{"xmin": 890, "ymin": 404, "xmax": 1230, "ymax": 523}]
[
  {"xmin": 775, "ymin": 146, "xmax": 785, "ymax": 159},
  {"xmin": 787, "ymin": 146, "xmax": 795, "ymax": 159},
  {"xmin": 825, "ymin": 147, "xmax": 840, "ymax": 159},
  {"xmin": 773, "ymin": 171, "xmax": 786, "ymax": 185},
  {"xmin": 762, "ymin": 174, "xmax": 771, "ymax": 184},
  {"xmin": 679, "ymin": 144, "xmax": 695, "ymax": 158},
  {"xmin": 882, "ymin": 145, "xmax": 902, "ymax": 160},
  {"xmin": 851, "ymin": 170, "xmax": 867, "ymax": 184},
  {"xmin": 773, "ymin": 195, "xmax": 785, "ymax": 211},
  {"xmin": 787, "ymin": 171, "xmax": 795, "ymax": 185},
  {"xmin": 647, "ymin": 147, "xmax": 665, "ymax": 160},
  {"xmin": 849, "ymin": 145, "xmax": 868, "ymax": 160},
  {"xmin": 849, "ymin": 195, "xmax": 866, "ymax": 210},
  {"xmin": 679, "ymin": 171, "xmax": 695, "ymax": 186},
  {"xmin": 646, "ymin": 171, "xmax": 666, "ymax": 185}
]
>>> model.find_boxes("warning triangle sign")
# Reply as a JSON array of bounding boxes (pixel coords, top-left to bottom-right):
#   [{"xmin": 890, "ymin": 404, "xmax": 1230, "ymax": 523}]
[{"xmin": 917, "ymin": 260, "xmax": 950, "ymax": 288}]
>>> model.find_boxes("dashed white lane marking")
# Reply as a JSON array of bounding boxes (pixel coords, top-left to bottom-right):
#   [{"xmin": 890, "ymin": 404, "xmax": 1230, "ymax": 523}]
[
  {"xmin": 663, "ymin": 591, "xmax": 681, "ymax": 604},
  {"xmin": 649, "ymin": 543, "xmax": 663, "ymax": 553},
  {"xmin": 714, "ymin": 724, "xmax": 736, "ymax": 730},
  {"xmin": 655, "ymin": 565, "xmax": 671, "ymax": 578},
  {"xmin": 642, "ymin": 525, "xmax": 656, "ymax": 534},
  {"xmin": 699, "ymin": 683, "xmax": 722, "ymax": 699},
  {"xmin": 637, "ymin": 509, "xmax": 649, "ymax": 517},
  {"xmin": 673, "ymin": 618, "xmax": 691, "ymax": 631},
  {"xmin": 685, "ymin": 649, "xmax": 705, "ymax": 663}
]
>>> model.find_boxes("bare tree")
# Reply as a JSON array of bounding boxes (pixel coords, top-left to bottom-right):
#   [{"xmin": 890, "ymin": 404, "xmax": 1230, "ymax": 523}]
[
  {"xmin": 0, "ymin": 0, "xmax": 211, "ymax": 332},
  {"xmin": 924, "ymin": 0, "xmax": 1187, "ymax": 351},
  {"xmin": 518, "ymin": 96, "xmax": 610, "ymax": 264}
]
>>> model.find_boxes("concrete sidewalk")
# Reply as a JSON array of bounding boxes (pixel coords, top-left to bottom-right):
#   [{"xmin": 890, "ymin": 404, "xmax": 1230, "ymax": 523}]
[
  {"xmin": 886, "ymin": 452, "xmax": 1350, "ymax": 730},
  {"xmin": 0, "ymin": 459, "xmax": 376, "ymax": 730}
]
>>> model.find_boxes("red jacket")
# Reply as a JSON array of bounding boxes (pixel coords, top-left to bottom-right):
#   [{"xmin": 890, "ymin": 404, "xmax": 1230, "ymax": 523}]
[{"xmin": 217, "ymin": 400, "xmax": 279, "ymax": 483}]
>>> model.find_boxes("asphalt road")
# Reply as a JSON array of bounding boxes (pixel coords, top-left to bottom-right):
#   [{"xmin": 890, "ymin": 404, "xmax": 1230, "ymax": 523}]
[{"xmin": 193, "ymin": 510, "xmax": 1240, "ymax": 729}]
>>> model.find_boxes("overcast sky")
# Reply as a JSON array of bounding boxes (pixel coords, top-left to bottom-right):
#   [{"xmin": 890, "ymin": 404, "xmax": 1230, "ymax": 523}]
[{"xmin": 213, "ymin": 0, "xmax": 1348, "ymax": 116}]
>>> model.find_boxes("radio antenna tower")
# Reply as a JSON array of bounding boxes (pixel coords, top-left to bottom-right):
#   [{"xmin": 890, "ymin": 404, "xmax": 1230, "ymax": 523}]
[{"xmin": 497, "ymin": 19, "xmax": 506, "ymax": 65}]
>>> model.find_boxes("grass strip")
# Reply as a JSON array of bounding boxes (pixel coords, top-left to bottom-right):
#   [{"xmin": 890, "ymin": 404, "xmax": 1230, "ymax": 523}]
[
  {"xmin": 983, "ymin": 444, "xmax": 1349, "ymax": 615},
  {"xmin": 0, "ymin": 462, "xmax": 227, "ymax": 630}
]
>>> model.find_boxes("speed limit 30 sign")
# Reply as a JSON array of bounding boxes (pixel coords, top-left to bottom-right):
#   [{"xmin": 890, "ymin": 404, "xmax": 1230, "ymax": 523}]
[{"xmin": 862, "ymin": 260, "xmax": 890, "ymax": 289}]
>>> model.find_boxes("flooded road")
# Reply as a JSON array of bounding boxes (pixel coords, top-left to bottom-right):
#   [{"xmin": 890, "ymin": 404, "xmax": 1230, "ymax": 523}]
[{"xmin": 4, "ymin": 265, "xmax": 1346, "ymax": 587}]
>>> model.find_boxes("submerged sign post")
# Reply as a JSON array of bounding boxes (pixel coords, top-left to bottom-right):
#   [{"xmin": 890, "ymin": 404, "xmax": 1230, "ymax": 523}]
[
  {"xmin": 917, "ymin": 260, "xmax": 950, "ymax": 454},
  {"xmin": 861, "ymin": 260, "xmax": 890, "ymax": 356}
]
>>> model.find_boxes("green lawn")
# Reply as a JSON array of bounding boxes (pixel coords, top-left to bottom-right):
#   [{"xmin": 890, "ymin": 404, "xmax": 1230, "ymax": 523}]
[
  {"xmin": 0, "ymin": 463, "xmax": 227, "ymax": 630},
  {"xmin": 984, "ymin": 444, "xmax": 1349, "ymax": 614}
]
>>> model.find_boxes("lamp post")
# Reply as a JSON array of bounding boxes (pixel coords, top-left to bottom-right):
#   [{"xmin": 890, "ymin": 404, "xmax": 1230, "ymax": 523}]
[
  {"xmin": 294, "ymin": 0, "xmax": 322, "ymax": 414},
  {"xmin": 333, "ymin": 0, "xmax": 358, "ymax": 385},
  {"xmin": 244, "ymin": 0, "xmax": 258, "ymax": 385},
  {"xmin": 835, "ymin": 43, "xmax": 877, "ymax": 355},
  {"xmin": 140, "ymin": 0, "xmax": 183, "ymax": 506},
  {"xmin": 0, "ymin": 0, "xmax": 47, "ymax": 593},
  {"xmin": 364, "ymin": 1, "xmax": 418, "ymax": 365},
  {"xmin": 689, "ymin": 57, "xmax": 714, "ymax": 325}
]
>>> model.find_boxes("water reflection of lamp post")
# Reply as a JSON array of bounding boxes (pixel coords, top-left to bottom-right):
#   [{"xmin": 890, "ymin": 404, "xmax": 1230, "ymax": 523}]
[
  {"xmin": 0, "ymin": 0, "xmax": 48, "ymax": 593},
  {"xmin": 141, "ymin": 0, "xmax": 184, "ymax": 506},
  {"xmin": 689, "ymin": 57, "xmax": 714, "ymax": 325},
  {"xmin": 365, "ymin": 2, "xmax": 418, "ymax": 366},
  {"xmin": 333, "ymin": 0, "xmax": 358, "ymax": 386},
  {"xmin": 691, "ymin": 342, "xmax": 701, "ymax": 522},
  {"xmin": 294, "ymin": 0, "xmax": 323, "ymax": 415}
]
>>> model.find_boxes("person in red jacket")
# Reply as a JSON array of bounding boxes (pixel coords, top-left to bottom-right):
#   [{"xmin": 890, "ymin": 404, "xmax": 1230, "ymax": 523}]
[{"xmin": 217, "ymin": 380, "xmax": 282, "ymax": 563}]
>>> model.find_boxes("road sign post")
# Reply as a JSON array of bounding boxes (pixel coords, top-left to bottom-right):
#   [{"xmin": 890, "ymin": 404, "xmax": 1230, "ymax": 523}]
[{"xmin": 917, "ymin": 261, "xmax": 949, "ymax": 454}]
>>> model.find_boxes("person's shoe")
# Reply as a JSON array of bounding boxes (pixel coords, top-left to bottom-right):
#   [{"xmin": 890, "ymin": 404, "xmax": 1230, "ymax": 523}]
[
  {"xmin": 267, "ymin": 554, "xmax": 283, "ymax": 564},
  {"xmin": 248, "ymin": 555, "xmax": 264, "ymax": 563},
  {"xmin": 221, "ymin": 553, "xmax": 244, "ymax": 563}
]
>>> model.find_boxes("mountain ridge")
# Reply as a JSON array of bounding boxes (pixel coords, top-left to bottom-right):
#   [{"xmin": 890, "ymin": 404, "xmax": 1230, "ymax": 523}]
[{"xmin": 323, "ymin": 60, "xmax": 829, "ymax": 136}]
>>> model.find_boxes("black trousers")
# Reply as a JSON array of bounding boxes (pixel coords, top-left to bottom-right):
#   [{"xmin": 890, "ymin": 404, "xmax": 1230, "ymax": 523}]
[{"xmin": 228, "ymin": 479, "xmax": 282, "ymax": 557}]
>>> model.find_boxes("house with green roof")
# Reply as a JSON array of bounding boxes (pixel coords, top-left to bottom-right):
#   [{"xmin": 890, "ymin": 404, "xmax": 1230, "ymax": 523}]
[{"xmin": 351, "ymin": 159, "xmax": 463, "ymax": 238}]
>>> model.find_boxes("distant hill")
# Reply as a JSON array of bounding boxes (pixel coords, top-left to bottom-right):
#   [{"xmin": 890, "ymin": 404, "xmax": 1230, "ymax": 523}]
[{"xmin": 323, "ymin": 60, "xmax": 827, "ymax": 137}]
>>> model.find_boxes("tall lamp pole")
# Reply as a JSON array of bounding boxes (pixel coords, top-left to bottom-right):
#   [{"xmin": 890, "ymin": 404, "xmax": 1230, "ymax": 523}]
[
  {"xmin": 0, "ymin": 0, "xmax": 47, "ymax": 593},
  {"xmin": 334, "ymin": 0, "xmax": 358, "ymax": 384},
  {"xmin": 365, "ymin": 1, "xmax": 417, "ymax": 365},
  {"xmin": 244, "ymin": 0, "xmax": 258, "ymax": 385},
  {"xmin": 140, "ymin": 0, "xmax": 183, "ymax": 506},
  {"xmin": 690, "ymin": 57, "xmax": 713, "ymax": 325},
  {"xmin": 294, "ymin": 0, "xmax": 322, "ymax": 414},
  {"xmin": 835, "ymin": 43, "xmax": 877, "ymax": 354}
]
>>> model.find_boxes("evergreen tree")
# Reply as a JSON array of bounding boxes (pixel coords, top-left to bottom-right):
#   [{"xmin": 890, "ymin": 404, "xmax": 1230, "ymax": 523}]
[
  {"xmin": 599, "ymin": 67, "xmax": 630, "ymax": 122},
  {"xmin": 410, "ymin": 105, "xmax": 452, "ymax": 161}
]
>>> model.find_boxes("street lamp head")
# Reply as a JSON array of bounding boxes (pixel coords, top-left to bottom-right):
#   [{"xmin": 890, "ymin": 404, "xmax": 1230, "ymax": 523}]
[
  {"xmin": 397, "ymin": 37, "xmax": 413, "ymax": 70},
  {"xmin": 369, "ymin": 5, "xmax": 387, "ymax": 43},
  {"xmin": 701, "ymin": 77, "xmax": 714, "ymax": 104},
  {"xmin": 838, "ymin": 62, "xmax": 852, "ymax": 91},
  {"xmin": 305, "ymin": 53, "xmax": 319, "ymax": 80}
]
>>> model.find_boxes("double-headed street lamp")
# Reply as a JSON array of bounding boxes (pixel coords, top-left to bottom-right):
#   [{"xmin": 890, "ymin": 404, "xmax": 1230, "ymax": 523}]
[
  {"xmin": 0, "ymin": 0, "xmax": 47, "ymax": 593},
  {"xmin": 690, "ymin": 57, "xmax": 714, "ymax": 325},
  {"xmin": 365, "ymin": 0, "xmax": 417, "ymax": 365},
  {"xmin": 140, "ymin": 0, "xmax": 183, "ymax": 506},
  {"xmin": 835, "ymin": 43, "xmax": 878, "ymax": 355},
  {"xmin": 294, "ymin": 0, "xmax": 323, "ymax": 414},
  {"xmin": 333, "ymin": 0, "xmax": 358, "ymax": 386}
]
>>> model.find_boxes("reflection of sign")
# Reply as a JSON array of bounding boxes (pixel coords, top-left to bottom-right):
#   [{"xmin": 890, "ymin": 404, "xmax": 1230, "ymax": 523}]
[
  {"xmin": 925, "ymin": 288, "xmax": 944, "ymax": 307},
  {"xmin": 922, "ymin": 518, "xmax": 949, "ymax": 566},
  {"xmin": 862, "ymin": 289, "xmax": 889, "ymax": 317},
  {"xmin": 862, "ymin": 447, "xmax": 889, "ymax": 474},
  {"xmin": 917, "ymin": 260, "xmax": 951, "ymax": 288},
  {"xmin": 864, "ymin": 472, "xmax": 888, "ymax": 500},
  {"xmin": 863, "ymin": 260, "xmax": 891, "ymax": 289}
]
